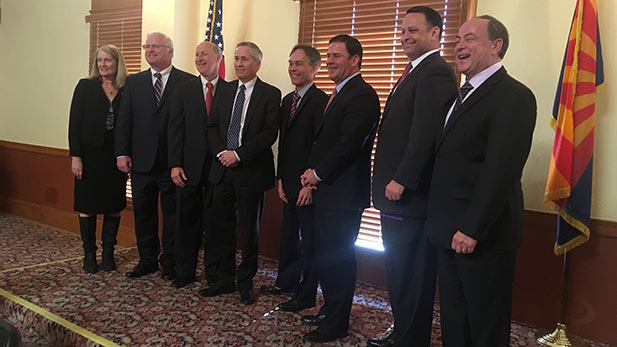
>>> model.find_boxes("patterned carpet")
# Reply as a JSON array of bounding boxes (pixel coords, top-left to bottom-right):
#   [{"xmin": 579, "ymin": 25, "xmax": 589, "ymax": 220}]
[{"xmin": 0, "ymin": 213, "xmax": 612, "ymax": 347}]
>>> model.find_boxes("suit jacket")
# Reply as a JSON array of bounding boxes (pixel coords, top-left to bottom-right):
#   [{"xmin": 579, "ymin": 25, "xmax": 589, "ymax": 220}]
[
  {"xmin": 425, "ymin": 67, "xmax": 537, "ymax": 252},
  {"xmin": 115, "ymin": 67, "xmax": 194, "ymax": 173},
  {"xmin": 168, "ymin": 77, "xmax": 230, "ymax": 185},
  {"xmin": 372, "ymin": 52, "xmax": 458, "ymax": 218},
  {"xmin": 309, "ymin": 74, "xmax": 380, "ymax": 211},
  {"xmin": 69, "ymin": 78, "xmax": 123, "ymax": 156},
  {"xmin": 206, "ymin": 77, "xmax": 281, "ymax": 192},
  {"xmin": 277, "ymin": 84, "xmax": 328, "ymax": 199}
]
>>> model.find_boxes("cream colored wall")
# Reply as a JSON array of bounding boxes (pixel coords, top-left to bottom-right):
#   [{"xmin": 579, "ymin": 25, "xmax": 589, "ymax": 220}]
[
  {"xmin": 0, "ymin": 0, "xmax": 90, "ymax": 148},
  {"xmin": 476, "ymin": 0, "xmax": 617, "ymax": 221},
  {"xmin": 0, "ymin": 0, "xmax": 298, "ymax": 150}
]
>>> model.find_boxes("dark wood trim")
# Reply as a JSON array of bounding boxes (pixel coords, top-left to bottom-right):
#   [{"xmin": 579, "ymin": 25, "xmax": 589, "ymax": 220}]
[{"xmin": 0, "ymin": 140, "xmax": 68, "ymax": 157}]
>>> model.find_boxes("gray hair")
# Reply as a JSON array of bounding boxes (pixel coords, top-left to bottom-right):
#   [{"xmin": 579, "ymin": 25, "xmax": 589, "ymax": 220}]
[
  {"xmin": 290, "ymin": 44, "xmax": 322, "ymax": 69},
  {"xmin": 236, "ymin": 41, "xmax": 262, "ymax": 62},
  {"xmin": 147, "ymin": 31, "xmax": 174, "ymax": 49},
  {"xmin": 477, "ymin": 15, "xmax": 509, "ymax": 59}
]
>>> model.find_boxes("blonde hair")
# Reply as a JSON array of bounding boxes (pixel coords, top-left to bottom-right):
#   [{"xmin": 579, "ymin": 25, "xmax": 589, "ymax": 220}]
[{"xmin": 88, "ymin": 44, "xmax": 128, "ymax": 89}]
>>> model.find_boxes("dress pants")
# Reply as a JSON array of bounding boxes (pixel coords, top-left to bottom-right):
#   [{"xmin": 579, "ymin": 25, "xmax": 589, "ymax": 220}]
[
  {"xmin": 313, "ymin": 207, "xmax": 363, "ymax": 334},
  {"xmin": 175, "ymin": 178, "xmax": 215, "ymax": 280},
  {"xmin": 437, "ymin": 247, "xmax": 517, "ymax": 347},
  {"xmin": 130, "ymin": 170, "xmax": 176, "ymax": 268},
  {"xmin": 381, "ymin": 215, "xmax": 437, "ymax": 347},
  {"xmin": 276, "ymin": 199, "xmax": 318, "ymax": 304},
  {"xmin": 212, "ymin": 168, "xmax": 264, "ymax": 292}
]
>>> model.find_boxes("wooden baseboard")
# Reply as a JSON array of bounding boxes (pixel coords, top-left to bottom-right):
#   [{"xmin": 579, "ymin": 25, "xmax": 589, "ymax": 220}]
[{"xmin": 0, "ymin": 196, "xmax": 135, "ymax": 247}]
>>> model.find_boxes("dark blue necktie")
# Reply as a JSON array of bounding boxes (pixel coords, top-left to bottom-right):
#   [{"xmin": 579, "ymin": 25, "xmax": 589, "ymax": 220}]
[
  {"xmin": 227, "ymin": 84, "xmax": 246, "ymax": 150},
  {"xmin": 454, "ymin": 81, "xmax": 473, "ymax": 111}
]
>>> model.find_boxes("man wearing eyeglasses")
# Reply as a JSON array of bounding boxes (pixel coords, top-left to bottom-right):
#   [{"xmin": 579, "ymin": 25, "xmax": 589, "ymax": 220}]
[{"xmin": 115, "ymin": 31, "xmax": 194, "ymax": 280}]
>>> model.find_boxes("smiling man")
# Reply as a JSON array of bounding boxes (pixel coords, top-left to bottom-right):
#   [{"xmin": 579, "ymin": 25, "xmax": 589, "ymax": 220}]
[
  {"xmin": 299, "ymin": 34, "xmax": 380, "ymax": 343},
  {"xmin": 425, "ymin": 16, "xmax": 536, "ymax": 347},
  {"xmin": 204, "ymin": 41, "xmax": 281, "ymax": 306},
  {"xmin": 260, "ymin": 45, "xmax": 328, "ymax": 311},
  {"xmin": 371, "ymin": 6, "xmax": 458, "ymax": 347},
  {"xmin": 115, "ymin": 31, "xmax": 194, "ymax": 281},
  {"xmin": 167, "ymin": 41, "xmax": 227, "ymax": 290}
]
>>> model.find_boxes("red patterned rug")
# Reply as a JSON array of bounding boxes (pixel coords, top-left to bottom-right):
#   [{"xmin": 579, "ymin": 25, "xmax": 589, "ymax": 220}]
[{"xmin": 0, "ymin": 214, "xmax": 611, "ymax": 346}]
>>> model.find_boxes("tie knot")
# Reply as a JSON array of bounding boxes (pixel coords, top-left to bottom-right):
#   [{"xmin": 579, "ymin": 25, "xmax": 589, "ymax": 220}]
[
  {"xmin": 154, "ymin": 72, "xmax": 161, "ymax": 78},
  {"xmin": 292, "ymin": 92, "xmax": 300, "ymax": 102},
  {"xmin": 461, "ymin": 81, "xmax": 473, "ymax": 92},
  {"xmin": 206, "ymin": 82, "xmax": 213, "ymax": 90},
  {"xmin": 239, "ymin": 84, "xmax": 246, "ymax": 92}
]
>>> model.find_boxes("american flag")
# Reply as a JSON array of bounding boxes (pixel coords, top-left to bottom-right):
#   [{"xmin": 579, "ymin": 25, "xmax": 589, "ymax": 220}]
[{"xmin": 205, "ymin": 0, "xmax": 225, "ymax": 79}]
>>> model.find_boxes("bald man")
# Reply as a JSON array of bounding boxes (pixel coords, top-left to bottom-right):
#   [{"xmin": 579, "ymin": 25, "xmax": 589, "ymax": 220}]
[{"xmin": 168, "ymin": 41, "xmax": 228, "ymax": 289}]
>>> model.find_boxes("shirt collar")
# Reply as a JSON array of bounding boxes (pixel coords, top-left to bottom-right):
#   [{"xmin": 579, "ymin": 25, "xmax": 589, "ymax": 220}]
[
  {"xmin": 200, "ymin": 75, "xmax": 219, "ymax": 88},
  {"xmin": 335, "ymin": 71, "xmax": 361, "ymax": 93},
  {"xmin": 295, "ymin": 82, "xmax": 313, "ymax": 99},
  {"xmin": 150, "ymin": 65, "xmax": 172, "ymax": 76},
  {"xmin": 410, "ymin": 49, "xmax": 439, "ymax": 71},
  {"xmin": 467, "ymin": 61, "xmax": 503, "ymax": 89},
  {"xmin": 239, "ymin": 77, "xmax": 257, "ymax": 89}
]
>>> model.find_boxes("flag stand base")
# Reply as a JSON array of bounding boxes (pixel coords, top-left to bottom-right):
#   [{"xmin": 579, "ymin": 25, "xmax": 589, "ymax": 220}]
[{"xmin": 537, "ymin": 323, "xmax": 588, "ymax": 347}]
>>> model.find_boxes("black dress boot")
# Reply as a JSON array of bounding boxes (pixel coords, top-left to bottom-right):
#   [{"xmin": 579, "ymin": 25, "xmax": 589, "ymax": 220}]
[
  {"xmin": 101, "ymin": 215, "xmax": 121, "ymax": 271},
  {"xmin": 78, "ymin": 215, "xmax": 98, "ymax": 273}
]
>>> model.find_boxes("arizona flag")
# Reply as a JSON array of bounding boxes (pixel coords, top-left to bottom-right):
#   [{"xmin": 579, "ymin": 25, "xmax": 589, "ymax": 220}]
[
  {"xmin": 545, "ymin": 0, "xmax": 604, "ymax": 255},
  {"xmin": 205, "ymin": 0, "xmax": 225, "ymax": 79}
]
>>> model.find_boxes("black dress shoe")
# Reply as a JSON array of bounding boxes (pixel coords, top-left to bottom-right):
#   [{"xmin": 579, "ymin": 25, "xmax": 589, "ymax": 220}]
[
  {"xmin": 303, "ymin": 327, "xmax": 348, "ymax": 343},
  {"xmin": 161, "ymin": 266, "xmax": 177, "ymax": 280},
  {"xmin": 301, "ymin": 314, "xmax": 326, "ymax": 326},
  {"xmin": 197, "ymin": 284, "xmax": 236, "ymax": 297},
  {"xmin": 240, "ymin": 288, "xmax": 255, "ymax": 305},
  {"xmin": 259, "ymin": 285, "xmax": 292, "ymax": 296},
  {"xmin": 171, "ymin": 276, "xmax": 195, "ymax": 289},
  {"xmin": 367, "ymin": 335, "xmax": 395, "ymax": 347},
  {"xmin": 125, "ymin": 264, "xmax": 158, "ymax": 278},
  {"xmin": 278, "ymin": 299, "xmax": 314, "ymax": 312}
]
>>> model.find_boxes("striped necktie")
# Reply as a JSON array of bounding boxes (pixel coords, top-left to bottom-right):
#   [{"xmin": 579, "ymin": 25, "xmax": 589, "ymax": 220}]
[
  {"xmin": 227, "ymin": 84, "xmax": 246, "ymax": 150},
  {"xmin": 288, "ymin": 92, "xmax": 300, "ymax": 126},
  {"xmin": 453, "ymin": 81, "xmax": 474, "ymax": 111},
  {"xmin": 154, "ymin": 72, "xmax": 163, "ymax": 107}
]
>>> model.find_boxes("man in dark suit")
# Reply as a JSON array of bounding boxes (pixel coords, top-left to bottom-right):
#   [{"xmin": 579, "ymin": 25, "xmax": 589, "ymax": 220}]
[
  {"xmin": 370, "ymin": 7, "xmax": 458, "ymax": 347},
  {"xmin": 115, "ymin": 31, "xmax": 194, "ymax": 280},
  {"xmin": 167, "ymin": 41, "xmax": 227, "ymax": 289},
  {"xmin": 202, "ymin": 42, "xmax": 281, "ymax": 305},
  {"xmin": 300, "ymin": 34, "xmax": 380, "ymax": 343},
  {"xmin": 425, "ymin": 16, "xmax": 536, "ymax": 347},
  {"xmin": 259, "ymin": 45, "xmax": 328, "ymax": 312}
]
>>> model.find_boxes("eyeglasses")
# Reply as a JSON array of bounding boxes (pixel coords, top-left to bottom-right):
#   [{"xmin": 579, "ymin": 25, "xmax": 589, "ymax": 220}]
[{"xmin": 142, "ymin": 44, "xmax": 169, "ymax": 49}]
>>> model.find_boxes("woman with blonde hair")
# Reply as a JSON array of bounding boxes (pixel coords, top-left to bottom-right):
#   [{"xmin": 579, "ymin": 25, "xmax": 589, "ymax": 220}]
[{"xmin": 68, "ymin": 44, "xmax": 128, "ymax": 273}]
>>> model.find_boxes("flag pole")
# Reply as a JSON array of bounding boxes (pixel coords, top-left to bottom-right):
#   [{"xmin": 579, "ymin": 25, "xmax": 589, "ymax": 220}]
[{"xmin": 537, "ymin": 251, "xmax": 587, "ymax": 347}]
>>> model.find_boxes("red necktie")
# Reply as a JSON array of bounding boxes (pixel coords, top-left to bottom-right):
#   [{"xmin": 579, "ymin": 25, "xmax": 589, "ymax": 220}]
[
  {"xmin": 324, "ymin": 88, "xmax": 338, "ymax": 113},
  {"xmin": 205, "ymin": 82, "xmax": 214, "ymax": 116},
  {"xmin": 394, "ymin": 62, "xmax": 412, "ymax": 89},
  {"xmin": 288, "ymin": 92, "xmax": 300, "ymax": 126}
]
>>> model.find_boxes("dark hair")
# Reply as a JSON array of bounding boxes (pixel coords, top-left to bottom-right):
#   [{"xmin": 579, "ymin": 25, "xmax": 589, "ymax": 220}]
[
  {"xmin": 290, "ymin": 44, "xmax": 322, "ymax": 67},
  {"xmin": 407, "ymin": 6, "xmax": 444, "ymax": 38},
  {"xmin": 477, "ymin": 15, "xmax": 509, "ymax": 58},
  {"xmin": 328, "ymin": 34, "xmax": 363, "ymax": 69}
]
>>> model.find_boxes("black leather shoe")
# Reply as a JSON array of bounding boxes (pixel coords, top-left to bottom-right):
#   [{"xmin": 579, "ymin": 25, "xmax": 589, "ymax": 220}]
[
  {"xmin": 161, "ymin": 266, "xmax": 177, "ymax": 280},
  {"xmin": 259, "ymin": 285, "xmax": 292, "ymax": 296},
  {"xmin": 367, "ymin": 335, "xmax": 395, "ymax": 347},
  {"xmin": 301, "ymin": 314, "xmax": 326, "ymax": 326},
  {"xmin": 198, "ymin": 284, "xmax": 236, "ymax": 297},
  {"xmin": 303, "ymin": 327, "xmax": 347, "ymax": 343},
  {"xmin": 171, "ymin": 276, "xmax": 195, "ymax": 289},
  {"xmin": 240, "ymin": 288, "xmax": 255, "ymax": 305},
  {"xmin": 278, "ymin": 299, "xmax": 314, "ymax": 312},
  {"xmin": 125, "ymin": 264, "xmax": 158, "ymax": 278}
]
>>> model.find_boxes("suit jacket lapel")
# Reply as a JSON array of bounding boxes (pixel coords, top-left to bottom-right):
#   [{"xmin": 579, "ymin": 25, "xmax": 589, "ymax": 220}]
[
  {"xmin": 159, "ymin": 66, "xmax": 178, "ymax": 106},
  {"xmin": 190, "ymin": 77, "xmax": 208, "ymax": 129},
  {"xmin": 288, "ymin": 84, "xmax": 315, "ymax": 129},
  {"xmin": 315, "ymin": 75, "xmax": 359, "ymax": 137},
  {"xmin": 243, "ymin": 78, "xmax": 263, "ymax": 136},
  {"xmin": 439, "ymin": 67, "xmax": 507, "ymax": 145}
]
